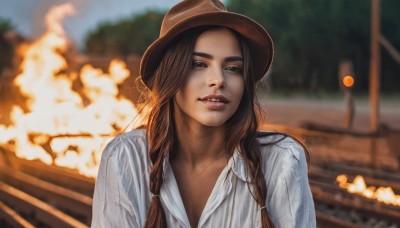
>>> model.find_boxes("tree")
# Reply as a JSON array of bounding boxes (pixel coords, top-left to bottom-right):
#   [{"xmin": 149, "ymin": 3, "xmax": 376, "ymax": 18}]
[
  {"xmin": 84, "ymin": 10, "xmax": 165, "ymax": 57},
  {"xmin": 380, "ymin": 0, "xmax": 400, "ymax": 91},
  {"xmin": 0, "ymin": 19, "xmax": 14, "ymax": 74},
  {"xmin": 228, "ymin": 0, "xmax": 400, "ymax": 92}
]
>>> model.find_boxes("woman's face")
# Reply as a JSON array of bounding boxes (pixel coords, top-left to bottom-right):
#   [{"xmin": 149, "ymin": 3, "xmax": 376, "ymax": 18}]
[{"xmin": 174, "ymin": 28, "xmax": 245, "ymax": 127}]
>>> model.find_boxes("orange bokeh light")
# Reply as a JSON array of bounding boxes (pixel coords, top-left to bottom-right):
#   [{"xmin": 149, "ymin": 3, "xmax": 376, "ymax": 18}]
[{"xmin": 343, "ymin": 75, "xmax": 354, "ymax": 88}]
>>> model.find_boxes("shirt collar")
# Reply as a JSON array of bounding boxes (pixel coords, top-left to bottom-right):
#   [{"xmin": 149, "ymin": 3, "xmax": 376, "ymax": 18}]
[
  {"xmin": 162, "ymin": 148, "xmax": 250, "ymax": 183},
  {"xmin": 229, "ymin": 149, "xmax": 251, "ymax": 182},
  {"xmin": 160, "ymin": 148, "xmax": 251, "ymax": 226}
]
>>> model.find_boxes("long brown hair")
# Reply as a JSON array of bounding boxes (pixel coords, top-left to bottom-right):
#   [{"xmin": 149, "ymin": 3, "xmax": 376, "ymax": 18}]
[{"xmin": 143, "ymin": 26, "xmax": 275, "ymax": 227}]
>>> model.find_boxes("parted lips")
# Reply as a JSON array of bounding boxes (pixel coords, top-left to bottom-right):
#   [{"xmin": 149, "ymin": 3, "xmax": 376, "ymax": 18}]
[{"xmin": 139, "ymin": 0, "xmax": 274, "ymax": 89}]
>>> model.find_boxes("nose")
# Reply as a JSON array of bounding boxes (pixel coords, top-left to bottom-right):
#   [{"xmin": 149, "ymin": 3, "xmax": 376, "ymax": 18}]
[{"xmin": 207, "ymin": 67, "xmax": 225, "ymax": 88}]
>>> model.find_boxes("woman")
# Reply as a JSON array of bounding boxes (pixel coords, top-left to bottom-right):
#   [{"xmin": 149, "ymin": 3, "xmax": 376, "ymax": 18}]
[{"xmin": 92, "ymin": 0, "xmax": 316, "ymax": 227}]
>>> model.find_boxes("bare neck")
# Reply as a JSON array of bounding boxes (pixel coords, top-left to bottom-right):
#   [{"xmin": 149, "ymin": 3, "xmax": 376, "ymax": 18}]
[{"xmin": 174, "ymin": 119, "xmax": 226, "ymax": 167}]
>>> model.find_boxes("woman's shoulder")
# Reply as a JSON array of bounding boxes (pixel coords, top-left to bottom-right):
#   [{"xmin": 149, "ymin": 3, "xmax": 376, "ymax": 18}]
[
  {"xmin": 256, "ymin": 130, "xmax": 306, "ymax": 163},
  {"xmin": 256, "ymin": 131, "xmax": 309, "ymax": 187},
  {"xmin": 101, "ymin": 128, "xmax": 148, "ymax": 161},
  {"xmin": 118, "ymin": 128, "xmax": 148, "ymax": 142}
]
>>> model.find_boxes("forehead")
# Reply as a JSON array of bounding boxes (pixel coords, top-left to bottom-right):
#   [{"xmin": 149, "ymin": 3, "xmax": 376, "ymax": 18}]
[{"xmin": 194, "ymin": 28, "xmax": 242, "ymax": 56}]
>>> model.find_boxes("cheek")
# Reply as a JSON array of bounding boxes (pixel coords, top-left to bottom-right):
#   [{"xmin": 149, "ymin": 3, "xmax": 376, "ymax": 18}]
[
  {"xmin": 179, "ymin": 74, "xmax": 201, "ymax": 97},
  {"xmin": 186, "ymin": 73, "xmax": 203, "ymax": 89},
  {"xmin": 231, "ymin": 77, "xmax": 245, "ymax": 100},
  {"xmin": 174, "ymin": 85, "xmax": 195, "ymax": 112},
  {"xmin": 175, "ymin": 90, "xmax": 186, "ymax": 108}
]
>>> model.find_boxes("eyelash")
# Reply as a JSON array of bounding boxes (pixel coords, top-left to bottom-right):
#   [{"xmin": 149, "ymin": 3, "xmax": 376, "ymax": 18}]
[
  {"xmin": 191, "ymin": 61, "xmax": 207, "ymax": 69},
  {"xmin": 191, "ymin": 60, "xmax": 243, "ymax": 74},
  {"xmin": 225, "ymin": 66, "xmax": 243, "ymax": 74}
]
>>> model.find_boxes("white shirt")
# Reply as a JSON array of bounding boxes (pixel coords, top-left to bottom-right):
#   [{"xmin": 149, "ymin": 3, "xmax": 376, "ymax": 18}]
[{"xmin": 91, "ymin": 129, "xmax": 316, "ymax": 228}]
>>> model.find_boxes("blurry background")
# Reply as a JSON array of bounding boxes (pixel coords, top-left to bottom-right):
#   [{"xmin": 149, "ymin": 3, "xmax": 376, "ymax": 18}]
[
  {"xmin": 1, "ymin": 0, "xmax": 399, "ymax": 92},
  {"xmin": 0, "ymin": 0, "xmax": 399, "ymax": 227}
]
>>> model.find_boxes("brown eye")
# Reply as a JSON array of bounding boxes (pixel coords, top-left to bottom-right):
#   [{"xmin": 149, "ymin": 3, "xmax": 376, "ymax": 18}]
[
  {"xmin": 225, "ymin": 66, "xmax": 243, "ymax": 74},
  {"xmin": 191, "ymin": 61, "xmax": 207, "ymax": 69}
]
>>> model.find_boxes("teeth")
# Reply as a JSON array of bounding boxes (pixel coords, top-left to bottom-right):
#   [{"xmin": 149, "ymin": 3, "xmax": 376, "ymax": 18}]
[{"xmin": 208, "ymin": 98, "xmax": 221, "ymax": 102}]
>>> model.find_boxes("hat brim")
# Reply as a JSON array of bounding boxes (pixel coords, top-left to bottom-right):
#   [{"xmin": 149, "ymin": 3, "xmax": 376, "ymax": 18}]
[{"xmin": 140, "ymin": 11, "xmax": 274, "ymax": 88}]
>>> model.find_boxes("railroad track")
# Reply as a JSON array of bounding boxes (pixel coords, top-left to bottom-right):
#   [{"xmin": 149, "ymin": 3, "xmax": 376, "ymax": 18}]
[
  {"xmin": 310, "ymin": 164, "xmax": 400, "ymax": 227},
  {"xmin": 1, "ymin": 144, "xmax": 400, "ymax": 227},
  {"xmin": 0, "ymin": 147, "xmax": 93, "ymax": 227}
]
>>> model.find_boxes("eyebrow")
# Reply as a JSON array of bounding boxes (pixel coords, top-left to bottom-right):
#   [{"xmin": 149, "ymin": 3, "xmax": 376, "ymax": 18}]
[{"xmin": 193, "ymin": 51, "xmax": 243, "ymax": 62}]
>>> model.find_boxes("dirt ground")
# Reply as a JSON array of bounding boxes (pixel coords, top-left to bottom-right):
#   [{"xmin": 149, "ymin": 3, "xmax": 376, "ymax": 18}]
[
  {"xmin": 261, "ymin": 96, "xmax": 400, "ymax": 132},
  {"xmin": 259, "ymin": 96, "xmax": 400, "ymax": 170}
]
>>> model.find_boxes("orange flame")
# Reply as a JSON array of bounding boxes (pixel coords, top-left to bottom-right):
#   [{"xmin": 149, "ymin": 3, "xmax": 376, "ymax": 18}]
[
  {"xmin": 336, "ymin": 174, "xmax": 400, "ymax": 206},
  {"xmin": 0, "ymin": 3, "xmax": 141, "ymax": 178}
]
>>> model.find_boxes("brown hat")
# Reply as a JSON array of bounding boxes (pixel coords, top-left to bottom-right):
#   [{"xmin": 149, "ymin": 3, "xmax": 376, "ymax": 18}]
[{"xmin": 140, "ymin": 0, "xmax": 274, "ymax": 88}]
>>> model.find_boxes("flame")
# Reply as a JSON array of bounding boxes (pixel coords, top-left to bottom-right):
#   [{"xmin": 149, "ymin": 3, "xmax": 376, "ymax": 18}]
[
  {"xmin": 336, "ymin": 174, "xmax": 400, "ymax": 206},
  {"xmin": 0, "ymin": 4, "xmax": 142, "ymax": 178}
]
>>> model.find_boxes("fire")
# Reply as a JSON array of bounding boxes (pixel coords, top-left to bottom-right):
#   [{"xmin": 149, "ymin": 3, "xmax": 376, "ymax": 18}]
[
  {"xmin": 0, "ymin": 4, "xmax": 141, "ymax": 178},
  {"xmin": 336, "ymin": 174, "xmax": 400, "ymax": 206}
]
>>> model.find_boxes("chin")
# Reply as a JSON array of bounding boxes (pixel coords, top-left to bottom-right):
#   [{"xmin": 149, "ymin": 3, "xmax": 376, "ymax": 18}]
[{"xmin": 198, "ymin": 118, "xmax": 229, "ymax": 127}]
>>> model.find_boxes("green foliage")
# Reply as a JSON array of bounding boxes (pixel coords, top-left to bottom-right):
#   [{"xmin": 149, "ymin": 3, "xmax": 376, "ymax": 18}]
[
  {"xmin": 380, "ymin": 0, "xmax": 400, "ymax": 91},
  {"xmin": 83, "ymin": 2, "xmax": 400, "ymax": 92},
  {"xmin": 0, "ymin": 19, "xmax": 13, "ymax": 32},
  {"xmin": 84, "ymin": 10, "xmax": 164, "ymax": 56},
  {"xmin": 0, "ymin": 19, "xmax": 14, "ymax": 74},
  {"xmin": 228, "ymin": 0, "xmax": 400, "ymax": 92}
]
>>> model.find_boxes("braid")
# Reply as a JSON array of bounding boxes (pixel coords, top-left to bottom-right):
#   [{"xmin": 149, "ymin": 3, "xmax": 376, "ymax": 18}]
[
  {"xmin": 141, "ymin": 26, "xmax": 282, "ymax": 227},
  {"xmin": 239, "ymin": 111, "xmax": 275, "ymax": 228},
  {"xmin": 146, "ymin": 150, "xmax": 166, "ymax": 227},
  {"xmin": 241, "ymin": 135, "xmax": 275, "ymax": 228},
  {"xmin": 217, "ymin": 32, "xmax": 275, "ymax": 227},
  {"xmin": 145, "ymin": 99, "xmax": 174, "ymax": 228}
]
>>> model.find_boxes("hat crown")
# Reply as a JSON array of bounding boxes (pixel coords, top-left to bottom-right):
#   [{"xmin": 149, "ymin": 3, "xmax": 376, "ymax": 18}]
[
  {"xmin": 160, "ymin": 0, "xmax": 227, "ymax": 37},
  {"xmin": 140, "ymin": 0, "xmax": 273, "ymax": 88}
]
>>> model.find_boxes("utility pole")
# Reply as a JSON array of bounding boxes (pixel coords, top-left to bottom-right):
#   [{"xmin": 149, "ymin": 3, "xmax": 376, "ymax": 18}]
[
  {"xmin": 369, "ymin": 0, "xmax": 381, "ymax": 132},
  {"xmin": 369, "ymin": 0, "xmax": 381, "ymax": 169}
]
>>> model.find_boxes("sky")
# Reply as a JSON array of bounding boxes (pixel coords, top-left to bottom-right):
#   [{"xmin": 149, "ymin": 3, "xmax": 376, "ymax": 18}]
[{"xmin": 0, "ymin": 0, "xmax": 184, "ymax": 48}]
